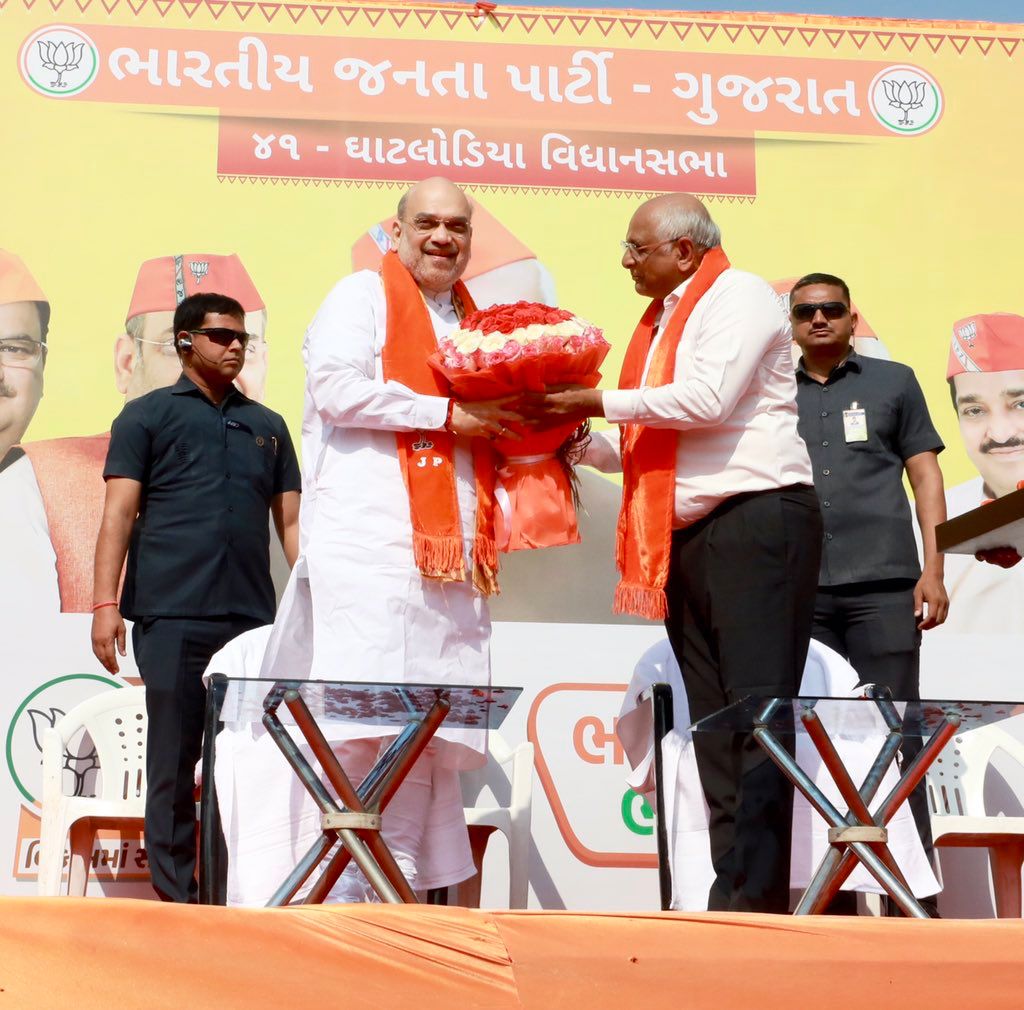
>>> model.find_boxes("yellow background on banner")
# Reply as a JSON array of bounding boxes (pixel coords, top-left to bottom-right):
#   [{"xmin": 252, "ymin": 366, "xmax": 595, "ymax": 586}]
[{"xmin": 2, "ymin": 2, "xmax": 1023, "ymax": 491}]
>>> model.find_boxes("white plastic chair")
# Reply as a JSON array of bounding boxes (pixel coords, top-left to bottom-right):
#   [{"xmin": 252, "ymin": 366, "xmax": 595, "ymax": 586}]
[
  {"xmin": 38, "ymin": 686, "xmax": 147, "ymax": 896},
  {"xmin": 927, "ymin": 725, "xmax": 1024, "ymax": 917},
  {"xmin": 457, "ymin": 733, "xmax": 534, "ymax": 909}
]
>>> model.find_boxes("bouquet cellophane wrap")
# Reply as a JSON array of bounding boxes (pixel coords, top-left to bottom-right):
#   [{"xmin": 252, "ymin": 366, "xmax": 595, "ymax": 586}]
[{"xmin": 429, "ymin": 343, "xmax": 609, "ymax": 551}]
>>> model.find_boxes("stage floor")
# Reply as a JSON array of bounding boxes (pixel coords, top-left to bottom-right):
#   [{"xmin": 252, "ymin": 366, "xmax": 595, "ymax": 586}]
[{"xmin": 2, "ymin": 899, "xmax": 1021, "ymax": 1008}]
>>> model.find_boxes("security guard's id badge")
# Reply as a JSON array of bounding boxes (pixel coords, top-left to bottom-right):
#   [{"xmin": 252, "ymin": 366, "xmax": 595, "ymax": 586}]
[{"xmin": 843, "ymin": 402, "xmax": 868, "ymax": 443}]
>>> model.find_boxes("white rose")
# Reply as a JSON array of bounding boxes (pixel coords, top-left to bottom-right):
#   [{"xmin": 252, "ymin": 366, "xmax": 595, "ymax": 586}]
[
  {"xmin": 478, "ymin": 331, "xmax": 510, "ymax": 353},
  {"xmin": 452, "ymin": 328, "xmax": 484, "ymax": 353}
]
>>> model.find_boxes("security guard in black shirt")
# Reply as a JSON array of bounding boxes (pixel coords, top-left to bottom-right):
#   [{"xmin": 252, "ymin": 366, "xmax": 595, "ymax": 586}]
[
  {"xmin": 91, "ymin": 291, "xmax": 301, "ymax": 903},
  {"xmin": 791, "ymin": 271, "xmax": 948, "ymax": 915}
]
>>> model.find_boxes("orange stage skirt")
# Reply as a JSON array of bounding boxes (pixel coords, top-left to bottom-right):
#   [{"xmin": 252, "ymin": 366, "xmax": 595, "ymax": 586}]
[{"xmin": 2, "ymin": 899, "xmax": 1022, "ymax": 1009}]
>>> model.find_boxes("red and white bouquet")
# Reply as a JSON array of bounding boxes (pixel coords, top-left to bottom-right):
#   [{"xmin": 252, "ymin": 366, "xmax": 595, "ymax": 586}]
[{"xmin": 430, "ymin": 301, "xmax": 610, "ymax": 552}]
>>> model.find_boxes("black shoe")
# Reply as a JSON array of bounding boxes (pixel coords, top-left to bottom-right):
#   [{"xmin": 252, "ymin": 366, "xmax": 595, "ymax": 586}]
[{"xmin": 880, "ymin": 893, "xmax": 940, "ymax": 917}]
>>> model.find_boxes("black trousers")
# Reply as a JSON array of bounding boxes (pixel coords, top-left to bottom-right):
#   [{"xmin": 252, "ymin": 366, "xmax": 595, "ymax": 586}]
[
  {"xmin": 133, "ymin": 615, "xmax": 261, "ymax": 903},
  {"xmin": 664, "ymin": 484, "xmax": 822, "ymax": 913},
  {"xmin": 811, "ymin": 581, "xmax": 937, "ymax": 916}
]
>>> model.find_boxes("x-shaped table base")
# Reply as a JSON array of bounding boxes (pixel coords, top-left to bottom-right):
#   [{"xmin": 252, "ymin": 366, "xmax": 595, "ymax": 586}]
[
  {"xmin": 752, "ymin": 696, "xmax": 960, "ymax": 918},
  {"xmin": 261, "ymin": 686, "xmax": 451, "ymax": 907}
]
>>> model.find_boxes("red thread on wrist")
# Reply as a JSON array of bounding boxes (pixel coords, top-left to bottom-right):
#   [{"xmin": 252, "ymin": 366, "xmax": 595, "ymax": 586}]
[
  {"xmin": 91, "ymin": 601, "xmax": 119, "ymax": 612},
  {"xmin": 444, "ymin": 398, "xmax": 456, "ymax": 431}
]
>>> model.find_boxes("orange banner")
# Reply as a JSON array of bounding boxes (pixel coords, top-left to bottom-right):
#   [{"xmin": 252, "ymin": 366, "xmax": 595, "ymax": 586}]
[
  {"xmin": 218, "ymin": 116, "xmax": 758, "ymax": 192},
  {"xmin": 21, "ymin": 24, "xmax": 940, "ymax": 137}
]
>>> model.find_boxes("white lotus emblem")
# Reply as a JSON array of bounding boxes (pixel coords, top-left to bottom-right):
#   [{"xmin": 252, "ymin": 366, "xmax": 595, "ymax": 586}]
[
  {"xmin": 36, "ymin": 39, "xmax": 84, "ymax": 89},
  {"xmin": 868, "ymin": 65, "xmax": 942, "ymax": 136},
  {"xmin": 882, "ymin": 78, "xmax": 926, "ymax": 127}
]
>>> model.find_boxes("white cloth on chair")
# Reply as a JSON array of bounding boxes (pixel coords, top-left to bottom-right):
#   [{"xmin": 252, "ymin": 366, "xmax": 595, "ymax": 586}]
[
  {"xmin": 203, "ymin": 626, "xmax": 473, "ymax": 907},
  {"xmin": 616, "ymin": 638, "xmax": 940, "ymax": 911}
]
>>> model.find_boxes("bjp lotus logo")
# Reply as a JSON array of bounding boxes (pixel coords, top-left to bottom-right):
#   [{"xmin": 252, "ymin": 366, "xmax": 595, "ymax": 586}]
[
  {"xmin": 37, "ymin": 39, "xmax": 84, "ymax": 89},
  {"xmin": 882, "ymin": 79, "xmax": 927, "ymax": 127},
  {"xmin": 6, "ymin": 674, "xmax": 120, "ymax": 807},
  {"xmin": 20, "ymin": 26, "xmax": 99, "ymax": 98},
  {"xmin": 957, "ymin": 321, "xmax": 978, "ymax": 348},
  {"xmin": 27, "ymin": 707, "xmax": 100, "ymax": 798},
  {"xmin": 869, "ymin": 65, "xmax": 943, "ymax": 136}
]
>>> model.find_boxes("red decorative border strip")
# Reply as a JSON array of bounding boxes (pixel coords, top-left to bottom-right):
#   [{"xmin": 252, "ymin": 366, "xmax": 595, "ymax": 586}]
[
  {"xmin": 217, "ymin": 174, "xmax": 758, "ymax": 200},
  {"xmin": 2, "ymin": 0, "xmax": 1020, "ymax": 57}
]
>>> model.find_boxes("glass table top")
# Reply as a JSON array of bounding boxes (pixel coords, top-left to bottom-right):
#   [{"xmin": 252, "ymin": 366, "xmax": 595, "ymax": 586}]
[
  {"xmin": 212, "ymin": 676, "xmax": 521, "ymax": 730},
  {"xmin": 691, "ymin": 696, "xmax": 1024, "ymax": 738}
]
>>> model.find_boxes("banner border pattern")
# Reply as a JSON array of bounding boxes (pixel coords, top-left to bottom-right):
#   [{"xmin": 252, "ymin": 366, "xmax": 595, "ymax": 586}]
[
  {"xmin": 217, "ymin": 175, "xmax": 760, "ymax": 200},
  {"xmin": 1, "ymin": 0, "xmax": 1021, "ymax": 58}
]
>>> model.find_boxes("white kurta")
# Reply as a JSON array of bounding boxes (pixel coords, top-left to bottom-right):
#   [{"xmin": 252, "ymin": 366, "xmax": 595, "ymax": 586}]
[
  {"xmin": 0, "ymin": 453, "xmax": 59, "ymax": 618},
  {"xmin": 260, "ymin": 270, "xmax": 490, "ymax": 762},
  {"xmin": 205, "ymin": 626, "xmax": 474, "ymax": 906},
  {"xmin": 215, "ymin": 723, "xmax": 474, "ymax": 905},
  {"xmin": 617, "ymin": 639, "xmax": 940, "ymax": 911}
]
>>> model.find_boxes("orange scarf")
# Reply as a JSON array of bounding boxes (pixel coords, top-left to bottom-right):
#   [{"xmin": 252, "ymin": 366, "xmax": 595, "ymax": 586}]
[
  {"xmin": 380, "ymin": 250, "xmax": 499, "ymax": 596},
  {"xmin": 613, "ymin": 247, "xmax": 731, "ymax": 620}
]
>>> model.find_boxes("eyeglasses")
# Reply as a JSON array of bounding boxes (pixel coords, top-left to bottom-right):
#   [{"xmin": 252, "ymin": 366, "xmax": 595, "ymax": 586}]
[
  {"xmin": 620, "ymin": 236, "xmax": 684, "ymax": 261},
  {"xmin": 189, "ymin": 327, "xmax": 252, "ymax": 346},
  {"xmin": 0, "ymin": 337, "xmax": 47, "ymax": 369},
  {"xmin": 790, "ymin": 301, "xmax": 850, "ymax": 323},
  {"xmin": 137, "ymin": 334, "xmax": 265, "ymax": 358},
  {"xmin": 404, "ymin": 215, "xmax": 471, "ymax": 236}
]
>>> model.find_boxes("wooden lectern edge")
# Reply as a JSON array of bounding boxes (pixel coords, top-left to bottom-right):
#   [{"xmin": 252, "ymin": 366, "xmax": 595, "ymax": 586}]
[{"xmin": 936, "ymin": 485, "xmax": 1024, "ymax": 555}]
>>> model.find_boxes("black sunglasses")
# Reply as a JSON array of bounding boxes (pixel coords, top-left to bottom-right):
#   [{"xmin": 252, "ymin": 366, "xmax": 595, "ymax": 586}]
[
  {"xmin": 189, "ymin": 327, "xmax": 251, "ymax": 346},
  {"xmin": 791, "ymin": 301, "xmax": 849, "ymax": 323}
]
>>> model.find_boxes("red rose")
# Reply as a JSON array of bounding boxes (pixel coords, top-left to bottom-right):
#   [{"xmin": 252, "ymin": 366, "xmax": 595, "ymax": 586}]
[{"xmin": 459, "ymin": 301, "xmax": 572, "ymax": 337}]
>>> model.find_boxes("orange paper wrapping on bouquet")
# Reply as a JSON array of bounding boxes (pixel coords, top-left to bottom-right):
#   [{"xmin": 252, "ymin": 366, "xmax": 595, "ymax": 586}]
[
  {"xmin": 430, "ymin": 344, "xmax": 608, "ymax": 552},
  {"xmin": 495, "ymin": 419, "xmax": 582, "ymax": 551}
]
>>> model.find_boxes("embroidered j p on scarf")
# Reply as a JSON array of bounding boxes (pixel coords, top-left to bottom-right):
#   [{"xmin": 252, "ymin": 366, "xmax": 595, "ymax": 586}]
[{"xmin": 380, "ymin": 250, "xmax": 499, "ymax": 595}]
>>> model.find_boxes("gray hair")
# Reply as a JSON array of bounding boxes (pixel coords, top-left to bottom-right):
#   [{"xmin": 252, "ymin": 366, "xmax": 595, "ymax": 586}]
[
  {"xmin": 125, "ymin": 312, "xmax": 170, "ymax": 361},
  {"xmin": 126, "ymin": 314, "xmax": 146, "ymax": 344},
  {"xmin": 653, "ymin": 202, "xmax": 721, "ymax": 250}
]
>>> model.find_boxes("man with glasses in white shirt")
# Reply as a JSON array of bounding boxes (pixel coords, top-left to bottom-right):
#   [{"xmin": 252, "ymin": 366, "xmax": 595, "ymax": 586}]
[
  {"xmin": 0, "ymin": 250, "xmax": 60, "ymax": 617},
  {"xmin": 0, "ymin": 250, "xmax": 48, "ymax": 467},
  {"xmin": 520, "ymin": 193, "xmax": 821, "ymax": 913}
]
